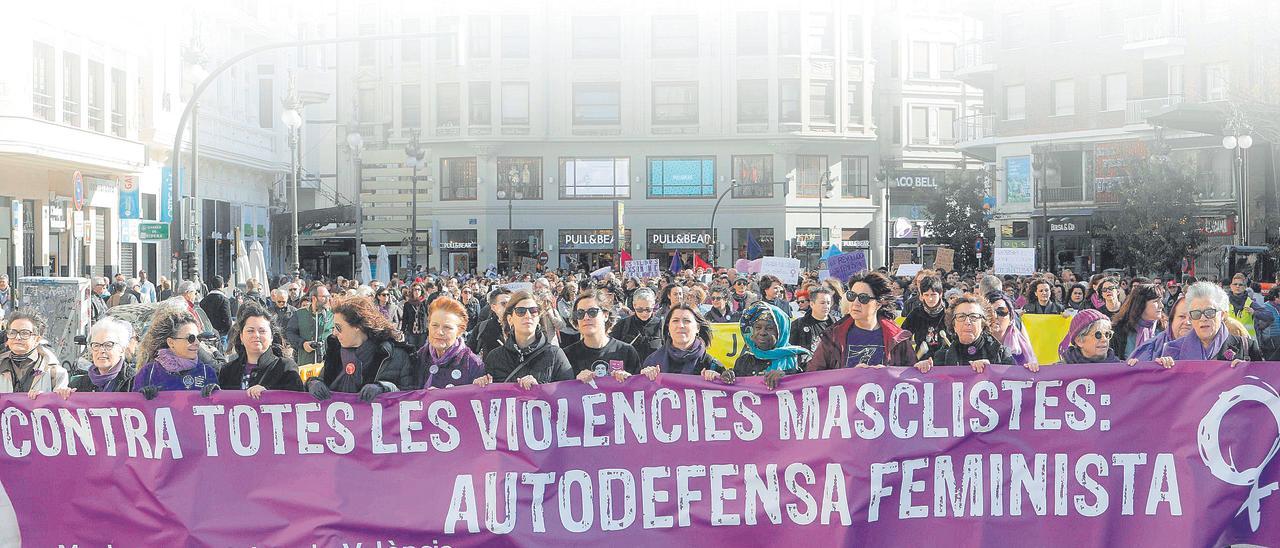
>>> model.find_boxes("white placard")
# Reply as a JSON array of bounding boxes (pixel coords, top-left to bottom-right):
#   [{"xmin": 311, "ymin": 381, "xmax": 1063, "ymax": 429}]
[
  {"xmin": 503, "ymin": 282, "xmax": 533, "ymax": 294},
  {"xmin": 759, "ymin": 256, "xmax": 801, "ymax": 285},
  {"xmin": 994, "ymin": 247, "xmax": 1036, "ymax": 276},
  {"xmin": 624, "ymin": 259, "xmax": 660, "ymax": 279},
  {"xmin": 894, "ymin": 263, "xmax": 924, "ymax": 277}
]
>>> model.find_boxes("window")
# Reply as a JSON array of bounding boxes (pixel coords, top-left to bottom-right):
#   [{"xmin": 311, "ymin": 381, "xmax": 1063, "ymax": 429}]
[
  {"xmin": 938, "ymin": 108, "xmax": 956, "ymax": 143},
  {"xmin": 110, "ymin": 68, "xmax": 126, "ymax": 137},
  {"xmin": 846, "ymin": 15, "xmax": 863, "ymax": 57},
  {"xmin": 890, "ymin": 40, "xmax": 899, "ymax": 78},
  {"xmin": 1005, "ymin": 84, "xmax": 1026, "ymax": 120},
  {"xmin": 939, "ymin": 43, "xmax": 955, "ymax": 78},
  {"xmin": 807, "ymin": 13, "xmax": 833, "ymax": 55},
  {"xmin": 1169, "ymin": 64, "xmax": 1184, "ymax": 97},
  {"xmin": 1052, "ymin": 79, "xmax": 1075, "ymax": 116},
  {"xmin": 401, "ymin": 85, "xmax": 421, "ymax": 128},
  {"xmin": 501, "ymin": 82, "xmax": 529, "ymax": 124},
  {"xmin": 1002, "ymin": 13, "xmax": 1024, "ymax": 48},
  {"xmin": 88, "ymin": 60, "xmax": 104, "ymax": 132},
  {"xmin": 911, "ymin": 41, "xmax": 930, "ymax": 78},
  {"xmin": 440, "ymin": 157, "xmax": 478, "ymax": 201},
  {"xmin": 795, "ymin": 155, "xmax": 827, "ymax": 198},
  {"xmin": 779, "ymin": 12, "xmax": 800, "ymax": 55},
  {"xmin": 841, "ymin": 156, "xmax": 869, "ymax": 198},
  {"xmin": 846, "ymin": 82, "xmax": 864, "ymax": 125},
  {"xmin": 648, "ymin": 158, "xmax": 715, "ymax": 197},
  {"xmin": 732, "ymin": 155, "xmax": 774, "ymax": 198},
  {"xmin": 573, "ymin": 83, "xmax": 621, "ymax": 125},
  {"xmin": 63, "ymin": 52, "xmax": 81, "ymax": 126},
  {"xmin": 809, "ymin": 81, "xmax": 834, "ymax": 124},
  {"xmin": 358, "ymin": 87, "xmax": 377, "ymax": 122},
  {"xmin": 737, "ymin": 79, "xmax": 768, "ymax": 123},
  {"xmin": 1049, "ymin": 5, "xmax": 1069, "ymax": 42},
  {"xmin": 573, "ymin": 16, "xmax": 621, "ymax": 58},
  {"xmin": 436, "ymin": 83, "xmax": 459, "ymax": 127},
  {"xmin": 1103, "ymin": 73, "xmax": 1127, "ymax": 111},
  {"xmin": 501, "ymin": 15, "xmax": 530, "ymax": 58},
  {"xmin": 892, "ymin": 106, "xmax": 901, "ymax": 144},
  {"xmin": 359, "ymin": 23, "xmax": 378, "ymax": 65},
  {"xmin": 737, "ymin": 12, "xmax": 768, "ymax": 55},
  {"xmin": 257, "ymin": 65, "xmax": 273, "ymax": 129},
  {"xmin": 1205, "ymin": 62, "xmax": 1230, "ymax": 101},
  {"xmin": 652, "ymin": 15, "xmax": 698, "ymax": 57},
  {"xmin": 497, "ymin": 157, "xmax": 542, "ymax": 199},
  {"xmin": 779, "ymin": 79, "xmax": 800, "ymax": 124},
  {"xmin": 469, "ymin": 82, "xmax": 491, "ymax": 125},
  {"xmin": 910, "ymin": 106, "xmax": 929, "ymax": 145},
  {"xmin": 32, "ymin": 42, "xmax": 54, "ymax": 121},
  {"xmin": 560, "ymin": 157, "xmax": 631, "ymax": 198},
  {"xmin": 435, "ymin": 17, "xmax": 458, "ymax": 61},
  {"xmin": 653, "ymin": 82, "xmax": 698, "ymax": 125},
  {"xmin": 401, "ymin": 19, "xmax": 420, "ymax": 63},
  {"xmin": 468, "ymin": 15, "xmax": 491, "ymax": 59}
]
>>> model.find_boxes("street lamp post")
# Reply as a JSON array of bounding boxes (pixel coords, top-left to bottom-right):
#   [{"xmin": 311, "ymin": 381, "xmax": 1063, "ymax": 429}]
[
  {"xmin": 281, "ymin": 91, "xmax": 303, "ymax": 280},
  {"xmin": 404, "ymin": 130, "xmax": 427, "ymax": 275},
  {"xmin": 346, "ymin": 130, "xmax": 365, "ymax": 278},
  {"xmin": 1222, "ymin": 110, "xmax": 1254, "ymax": 246},
  {"xmin": 708, "ymin": 179, "xmax": 788, "ymax": 266}
]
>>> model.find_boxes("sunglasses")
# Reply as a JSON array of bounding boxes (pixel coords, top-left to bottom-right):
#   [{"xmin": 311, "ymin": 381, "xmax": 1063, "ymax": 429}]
[
  {"xmin": 845, "ymin": 292, "xmax": 875, "ymax": 305},
  {"xmin": 711, "ymin": 296, "xmax": 726, "ymax": 301},
  {"xmin": 1101, "ymin": 286, "xmax": 1117, "ymax": 292},
  {"xmin": 1087, "ymin": 330, "xmax": 1114, "ymax": 340},
  {"xmin": 573, "ymin": 307, "xmax": 603, "ymax": 321},
  {"xmin": 512, "ymin": 306, "xmax": 541, "ymax": 317},
  {"xmin": 1189, "ymin": 308, "xmax": 1220, "ymax": 320},
  {"xmin": 168, "ymin": 334, "xmax": 199, "ymax": 344},
  {"xmin": 994, "ymin": 308, "xmax": 1010, "ymax": 317},
  {"xmin": 796, "ymin": 299, "xmax": 809, "ymax": 304},
  {"xmin": 633, "ymin": 307, "xmax": 654, "ymax": 314}
]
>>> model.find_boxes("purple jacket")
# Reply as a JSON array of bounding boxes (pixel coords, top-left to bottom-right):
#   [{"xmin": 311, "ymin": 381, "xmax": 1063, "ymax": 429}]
[{"xmin": 133, "ymin": 361, "xmax": 219, "ymax": 392}]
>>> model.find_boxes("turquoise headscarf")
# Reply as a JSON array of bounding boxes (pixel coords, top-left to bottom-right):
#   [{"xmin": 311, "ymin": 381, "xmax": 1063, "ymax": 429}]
[{"xmin": 739, "ymin": 303, "xmax": 811, "ymax": 372}]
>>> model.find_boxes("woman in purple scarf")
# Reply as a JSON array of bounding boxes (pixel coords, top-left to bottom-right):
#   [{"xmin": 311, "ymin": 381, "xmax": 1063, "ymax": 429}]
[
  {"xmin": 639, "ymin": 304, "xmax": 727, "ymax": 382},
  {"xmin": 988, "ymin": 292, "xmax": 1039, "ymax": 370},
  {"xmin": 380, "ymin": 296, "xmax": 484, "ymax": 390},
  {"xmin": 1159, "ymin": 282, "xmax": 1263, "ymax": 367},
  {"xmin": 62, "ymin": 317, "xmax": 136, "ymax": 396},
  {"xmin": 1127, "ymin": 294, "xmax": 1190, "ymax": 363},
  {"xmin": 1110, "ymin": 284, "xmax": 1164, "ymax": 359},
  {"xmin": 134, "ymin": 307, "xmax": 219, "ymax": 399}
]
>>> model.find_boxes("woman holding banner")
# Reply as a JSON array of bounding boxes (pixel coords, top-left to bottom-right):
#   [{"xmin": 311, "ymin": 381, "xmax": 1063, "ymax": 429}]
[
  {"xmin": 564, "ymin": 290, "xmax": 640, "ymax": 383},
  {"xmin": 1158, "ymin": 282, "xmax": 1263, "ymax": 366},
  {"xmin": 0, "ymin": 309, "xmax": 67, "ymax": 397},
  {"xmin": 639, "ymin": 304, "xmax": 726, "ymax": 381},
  {"xmin": 307, "ymin": 297, "xmax": 414, "ymax": 402},
  {"xmin": 914, "ymin": 295, "xmax": 1016, "ymax": 373},
  {"xmin": 1057, "ymin": 309, "xmax": 1122, "ymax": 364},
  {"xmin": 988, "ymin": 292, "xmax": 1039, "ymax": 369},
  {"xmin": 806, "ymin": 271, "xmax": 916, "ymax": 370},
  {"xmin": 218, "ymin": 304, "xmax": 305, "ymax": 398},
  {"xmin": 133, "ymin": 307, "xmax": 219, "ymax": 399},
  {"xmin": 1128, "ymin": 294, "xmax": 1190, "ymax": 363},
  {"xmin": 725, "ymin": 302, "xmax": 808, "ymax": 389},
  {"xmin": 60, "ymin": 317, "xmax": 136, "ymax": 396},
  {"xmin": 389, "ymin": 297, "xmax": 485, "ymax": 390},
  {"xmin": 900, "ymin": 276, "xmax": 949, "ymax": 361},
  {"xmin": 475, "ymin": 291, "xmax": 574, "ymax": 390}
]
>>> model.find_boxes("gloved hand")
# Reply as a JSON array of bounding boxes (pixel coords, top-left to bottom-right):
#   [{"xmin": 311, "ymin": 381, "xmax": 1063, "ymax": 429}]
[
  {"xmin": 200, "ymin": 383, "xmax": 221, "ymax": 398},
  {"xmin": 307, "ymin": 379, "xmax": 332, "ymax": 401},
  {"xmin": 359, "ymin": 383, "xmax": 386, "ymax": 403},
  {"xmin": 719, "ymin": 369, "xmax": 737, "ymax": 385},
  {"xmin": 140, "ymin": 385, "xmax": 159, "ymax": 400}
]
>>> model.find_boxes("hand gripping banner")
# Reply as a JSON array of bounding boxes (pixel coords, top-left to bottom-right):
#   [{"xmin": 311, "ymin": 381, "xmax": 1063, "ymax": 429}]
[{"xmin": 2, "ymin": 361, "xmax": 1279, "ymax": 547}]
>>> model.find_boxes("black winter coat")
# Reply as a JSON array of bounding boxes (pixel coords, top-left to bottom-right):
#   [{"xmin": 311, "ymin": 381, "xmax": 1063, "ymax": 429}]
[
  {"xmin": 483, "ymin": 332, "xmax": 574, "ymax": 384},
  {"xmin": 933, "ymin": 333, "xmax": 1015, "ymax": 367},
  {"xmin": 609, "ymin": 314, "xmax": 664, "ymax": 363},
  {"xmin": 68, "ymin": 365, "xmax": 136, "ymax": 393},
  {"xmin": 320, "ymin": 336, "xmax": 416, "ymax": 392},
  {"xmin": 219, "ymin": 348, "xmax": 305, "ymax": 391}
]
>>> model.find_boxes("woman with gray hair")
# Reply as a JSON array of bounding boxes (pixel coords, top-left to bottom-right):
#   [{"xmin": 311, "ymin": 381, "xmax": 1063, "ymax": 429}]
[
  {"xmin": 60, "ymin": 316, "xmax": 136, "ymax": 396},
  {"xmin": 1159, "ymin": 281, "xmax": 1262, "ymax": 366},
  {"xmin": 609, "ymin": 287, "xmax": 663, "ymax": 363}
]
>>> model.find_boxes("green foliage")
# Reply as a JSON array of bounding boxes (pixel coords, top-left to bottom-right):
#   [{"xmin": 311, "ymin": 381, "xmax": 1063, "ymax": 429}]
[
  {"xmin": 925, "ymin": 170, "xmax": 992, "ymax": 271},
  {"xmin": 1093, "ymin": 159, "xmax": 1207, "ymax": 275}
]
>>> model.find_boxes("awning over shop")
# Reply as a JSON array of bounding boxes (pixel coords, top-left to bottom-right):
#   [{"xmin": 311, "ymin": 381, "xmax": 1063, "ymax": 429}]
[
  {"xmin": 1148, "ymin": 102, "xmax": 1230, "ymax": 136},
  {"xmin": 270, "ymin": 205, "xmax": 355, "ymax": 233}
]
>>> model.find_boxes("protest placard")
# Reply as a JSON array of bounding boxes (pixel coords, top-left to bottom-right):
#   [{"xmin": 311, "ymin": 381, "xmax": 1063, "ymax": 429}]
[
  {"xmin": 759, "ymin": 256, "xmax": 801, "ymax": 284},
  {"xmin": 826, "ymin": 251, "xmax": 868, "ymax": 282},
  {"xmin": 994, "ymin": 247, "xmax": 1036, "ymax": 275}
]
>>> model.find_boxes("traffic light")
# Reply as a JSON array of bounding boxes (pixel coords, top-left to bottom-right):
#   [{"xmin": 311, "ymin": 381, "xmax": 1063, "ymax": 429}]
[{"xmin": 183, "ymin": 251, "xmax": 199, "ymax": 280}]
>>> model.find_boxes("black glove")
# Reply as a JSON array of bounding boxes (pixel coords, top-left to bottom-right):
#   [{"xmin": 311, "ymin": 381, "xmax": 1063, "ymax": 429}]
[
  {"xmin": 200, "ymin": 383, "xmax": 221, "ymax": 398},
  {"xmin": 359, "ymin": 383, "xmax": 386, "ymax": 403},
  {"xmin": 719, "ymin": 369, "xmax": 737, "ymax": 385},
  {"xmin": 307, "ymin": 378, "xmax": 332, "ymax": 401},
  {"xmin": 140, "ymin": 385, "xmax": 159, "ymax": 400}
]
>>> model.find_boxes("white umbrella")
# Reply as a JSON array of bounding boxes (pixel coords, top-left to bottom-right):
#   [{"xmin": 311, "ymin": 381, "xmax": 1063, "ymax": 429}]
[
  {"xmin": 249, "ymin": 241, "xmax": 269, "ymax": 289},
  {"xmin": 376, "ymin": 245, "xmax": 391, "ymax": 285},
  {"xmin": 358, "ymin": 244, "xmax": 373, "ymax": 285},
  {"xmin": 234, "ymin": 238, "xmax": 251, "ymax": 288}
]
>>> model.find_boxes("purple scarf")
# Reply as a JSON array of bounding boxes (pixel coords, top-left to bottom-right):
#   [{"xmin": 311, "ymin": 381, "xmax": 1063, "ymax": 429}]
[
  {"xmin": 660, "ymin": 338, "xmax": 709, "ymax": 375},
  {"xmin": 155, "ymin": 349, "xmax": 197, "ymax": 374},
  {"xmin": 1164, "ymin": 323, "xmax": 1230, "ymax": 360},
  {"xmin": 1090, "ymin": 293, "xmax": 1106, "ymax": 310},
  {"xmin": 88, "ymin": 359, "xmax": 124, "ymax": 391},
  {"xmin": 1134, "ymin": 319, "xmax": 1158, "ymax": 350},
  {"xmin": 423, "ymin": 340, "xmax": 467, "ymax": 389}
]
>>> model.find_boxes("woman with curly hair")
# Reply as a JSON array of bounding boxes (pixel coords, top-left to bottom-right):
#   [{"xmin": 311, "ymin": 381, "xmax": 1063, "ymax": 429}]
[
  {"xmin": 807, "ymin": 271, "xmax": 916, "ymax": 370},
  {"xmin": 133, "ymin": 306, "xmax": 219, "ymax": 399},
  {"xmin": 307, "ymin": 296, "xmax": 414, "ymax": 402},
  {"xmin": 218, "ymin": 303, "xmax": 305, "ymax": 398},
  {"xmin": 915, "ymin": 294, "xmax": 1018, "ymax": 373}
]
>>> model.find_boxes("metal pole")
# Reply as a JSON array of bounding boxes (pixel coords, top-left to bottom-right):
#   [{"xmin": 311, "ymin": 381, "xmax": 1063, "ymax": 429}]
[
  {"xmin": 507, "ymin": 195, "xmax": 514, "ymax": 272},
  {"xmin": 289, "ymin": 128, "xmax": 300, "ymax": 279},
  {"xmin": 411, "ymin": 163, "xmax": 419, "ymax": 273},
  {"xmin": 353, "ymin": 148, "xmax": 363, "ymax": 276}
]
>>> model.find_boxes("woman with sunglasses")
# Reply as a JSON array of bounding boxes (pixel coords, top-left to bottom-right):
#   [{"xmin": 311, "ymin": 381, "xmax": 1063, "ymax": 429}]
[
  {"xmin": 475, "ymin": 291, "xmax": 573, "ymax": 390},
  {"xmin": 1056, "ymin": 309, "xmax": 1122, "ymax": 364},
  {"xmin": 218, "ymin": 304, "xmax": 305, "ymax": 399},
  {"xmin": 0, "ymin": 309, "xmax": 68, "ymax": 397},
  {"xmin": 610, "ymin": 288, "xmax": 664, "ymax": 363},
  {"xmin": 1109, "ymin": 284, "xmax": 1165, "ymax": 360},
  {"xmin": 1226, "ymin": 273, "xmax": 1274, "ymax": 338},
  {"xmin": 387, "ymin": 297, "xmax": 485, "ymax": 391},
  {"xmin": 308, "ymin": 296, "xmax": 415, "ymax": 402},
  {"xmin": 400, "ymin": 283, "xmax": 430, "ymax": 351},
  {"xmin": 375, "ymin": 288, "xmax": 402, "ymax": 326},
  {"xmin": 1089, "ymin": 276, "xmax": 1124, "ymax": 316},
  {"xmin": 807, "ymin": 271, "xmax": 916, "ymax": 370},
  {"xmin": 61, "ymin": 317, "xmax": 136, "ymax": 396},
  {"xmin": 704, "ymin": 287, "xmax": 734, "ymax": 323},
  {"xmin": 1159, "ymin": 281, "xmax": 1263, "ymax": 366},
  {"xmin": 134, "ymin": 307, "xmax": 219, "ymax": 399},
  {"xmin": 563, "ymin": 290, "xmax": 641, "ymax": 385},
  {"xmin": 988, "ymin": 292, "xmax": 1039, "ymax": 369},
  {"xmin": 639, "ymin": 303, "xmax": 726, "ymax": 381},
  {"xmin": 915, "ymin": 294, "xmax": 1016, "ymax": 373}
]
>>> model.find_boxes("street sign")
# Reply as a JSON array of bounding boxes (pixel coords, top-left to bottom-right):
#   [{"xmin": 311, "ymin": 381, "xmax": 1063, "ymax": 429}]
[
  {"xmin": 138, "ymin": 222, "xmax": 170, "ymax": 241},
  {"xmin": 538, "ymin": 251, "xmax": 549, "ymax": 266},
  {"xmin": 73, "ymin": 171, "xmax": 84, "ymax": 211}
]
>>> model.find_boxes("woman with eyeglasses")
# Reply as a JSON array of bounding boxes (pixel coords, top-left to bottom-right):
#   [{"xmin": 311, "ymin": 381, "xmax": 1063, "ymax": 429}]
[
  {"xmin": 0, "ymin": 309, "xmax": 68, "ymax": 397},
  {"xmin": 133, "ymin": 307, "xmax": 219, "ymax": 399},
  {"xmin": 1056, "ymin": 309, "xmax": 1121, "ymax": 364},
  {"xmin": 217, "ymin": 303, "xmax": 305, "ymax": 399},
  {"xmin": 987, "ymin": 292, "xmax": 1039, "ymax": 369},
  {"xmin": 1158, "ymin": 281, "xmax": 1263, "ymax": 367},
  {"xmin": 563, "ymin": 290, "xmax": 641, "ymax": 385},
  {"xmin": 704, "ymin": 288, "xmax": 734, "ymax": 323},
  {"xmin": 61, "ymin": 317, "xmax": 136, "ymax": 396},
  {"xmin": 308, "ymin": 296, "xmax": 415, "ymax": 402},
  {"xmin": 807, "ymin": 271, "xmax": 917, "ymax": 370},
  {"xmin": 639, "ymin": 303, "xmax": 726, "ymax": 381},
  {"xmin": 916, "ymin": 294, "xmax": 1016, "ymax": 373},
  {"xmin": 387, "ymin": 297, "xmax": 484, "ymax": 391},
  {"xmin": 475, "ymin": 290, "xmax": 573, "ymax": 390},
  {"xmin": 1089, "ymin": 276, "xmax": 1124, "ymax": 316},
  {"xmin": 609, "ymin": 288, "xmax": 664, "ymax": 363},
  {"xmin": 1109, "ymin": 284, "xmax": 1165, "ymax": 360}
]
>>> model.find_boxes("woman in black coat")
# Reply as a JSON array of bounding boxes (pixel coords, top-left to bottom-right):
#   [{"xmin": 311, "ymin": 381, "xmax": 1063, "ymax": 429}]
[
  {"xmin": 62, "ymin": 317, "xmax": 136, "ymax": 396},
  {"xmin": 915, "ymin": 294, "xmax": 1014, "ymax": 373},
  {"xmin": 218, "ymin": 304, "xmax": 305, "ymax": 398},
  {"xmin": 307, "ymin": 296, "xmax": 415, "ymax": 402},
  {"xmin": 475, "ymin": 291, "xmax": 574, "ymax": 390}
]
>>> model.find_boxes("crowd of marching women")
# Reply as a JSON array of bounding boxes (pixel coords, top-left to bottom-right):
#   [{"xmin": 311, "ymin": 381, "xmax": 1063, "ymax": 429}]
[{"xmin": 1, "ymin": 263, "xmax": 1278, "ymax": 400}]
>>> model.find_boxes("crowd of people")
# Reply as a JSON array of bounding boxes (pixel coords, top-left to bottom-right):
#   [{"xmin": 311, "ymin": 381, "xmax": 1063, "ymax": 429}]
[{"xmin": 1, "ymin": 263, "xmax": 1277, "ymax": 401}]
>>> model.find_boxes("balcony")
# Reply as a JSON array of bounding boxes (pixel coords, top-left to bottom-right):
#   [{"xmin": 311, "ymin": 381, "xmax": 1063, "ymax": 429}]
[
  {"xmin": 955, "ymin": 40, "xmax": 995, "ymax": 82},
  {"xmin": 1125, "ymin": 95, "xmax": 1184, "ymax": 125},
  {"xmin": 954, "ymin": 113, "xmax": 997, "ymax": 160},
  {"xmin": 1123, "ymin": 14, "xmax": 1186, "ymax": 58},
  {"xmin": 1040, "ymin": 186, "xmax": 1085, "ymax": 204}
]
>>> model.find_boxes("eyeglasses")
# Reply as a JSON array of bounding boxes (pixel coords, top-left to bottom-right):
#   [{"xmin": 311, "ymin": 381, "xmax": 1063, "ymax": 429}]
[
  {"xmin": 573, "ymin": 307, "xmax": 603, "ymax": 321},
  {"xmin": 1088, "ymin": 330, "xmax": 1114, "ymax": 341},
  {"xmin": 796, "ymin": 299, "xmax": 809, "ymax": 304},
  {"xmin": 633, "ymin": 307, "xmax": 653, "ymax": 314},
  {"xmin": 994, "ymin": 308, "xmax": 1010, "ymax": 317},
  {"xmin": 845, "ymin": 292, "xmax": 875, "ymax": 305},
  {"xmin": 1189, "ymin": 308, "xmax": 1220, "ymax": 320},
  {"xmin": 1101, "ymin": 286, "xmax": 1118, "ymax": 292},
  {"xmin": 89, "ymin": 342, "xmax": 118, "ymax": 352},
  {"xmin": 168, "ymin": 334, "xmax": 198, "ymax": 344},
  {"xmin": 512, "ymin": 306, "xmax": 541, "ymax": 317},
  {"xmin": 711, "ymin": 296, "xmax": 726, "ymax": 301},
  {"xmin": 5, "ymin": 329, "xmax": 35, "ymax": 340},
  {"xmin": 955, "ymin": 313, "xmax": 985, "ymax": 324}
]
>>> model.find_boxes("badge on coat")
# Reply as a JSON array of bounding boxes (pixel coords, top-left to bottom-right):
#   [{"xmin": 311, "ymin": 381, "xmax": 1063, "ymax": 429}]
[
  {"xmin": 592, "ymin": 361, "xmax": 609, "ymax": 377},
  {"xmin": 344, "ymin": 362, "xmax": 356, "ymax": 375},
  {"xmin": 182, "ymin": 375, "xmax": 194, "ymax": 388},
  {"xmin": 451, "ymin": 369, "xmax": 462, "ymax": 380}
]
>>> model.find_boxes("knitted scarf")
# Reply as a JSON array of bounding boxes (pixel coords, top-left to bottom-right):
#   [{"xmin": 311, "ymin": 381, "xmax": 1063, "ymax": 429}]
[{"xmin": 155, "ymin": 349, "xmax": 197, "ymax": 374}]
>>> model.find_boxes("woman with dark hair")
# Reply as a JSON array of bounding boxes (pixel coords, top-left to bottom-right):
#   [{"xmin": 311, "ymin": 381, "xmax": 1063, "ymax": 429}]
[
  {"xmin": 729, "ymin": 302, "xmax": 809, "ymax": 389},
  {"xmin": 475, "ymin": 290, "xmax": 574, "ymax": 390},
  {"xmin": 1, "ymin": 309, "xmax": 67, "ymax": 396},
  {"xmin": 375, "ymin": 288, "xmax": 402, "ymax": 326},
  {"xmin": 704, "ymin": 287, "xmax": 734, "ymax": 323},
  {"xmin": 900, "ymin": 276, "xmax": 949, "ymax": 361},
  {"xmin": 915, "ymin": 295, "xmax": 1016, "ymax": 373},
  {"xmin": 1109, "ymin": 283, "xmax": 1164, "ymax": 359},
  {"xmin": 385, "ymin": 297, "xmax": 484, "ymax": 390},
  {"xmin": 218, "ymin": 303, "xmax": 305, "ymax": 398},
  {"xmin": 308, "ymin": 296, "xmax": 415, "ymax": 402},
  {"xmin": 639, "ymin": 303, "xmax": 725, "ymax": 381},
  {"xmin": 987, "ymin": 292, "xmax": 1039, "ymax": 369},
  {"xmin": 807, "ymin": 271, "xmax": 916, "ymax": 370},
  {"xmin": 657, "ymin": 283, "xmax": 688, "ymax": 316},
  {"xmin": 1023, "ymin": 278, "xmax": 1065, "ymax": 315},
  {"xmin": 1129, "ymin": 294, "xmax": 1189, "ymax": 363},
  {"xmin": 133, "ymin": 306, "xmax": 219, "ymax": 399},
  {"xmin": 1089, "ymin": 276, "xmax": 1124, "ymax": 316},
  {"xmin": 400, "ymin": 283, "xmax": 430, "ymax": 350},
  {"xmin": 564, "ymin": 289, "xmax": 641, "ymax": 384},
  {"xmin": 1066, "ymin": 282, "xmax": 1090, "ymax": 311}
]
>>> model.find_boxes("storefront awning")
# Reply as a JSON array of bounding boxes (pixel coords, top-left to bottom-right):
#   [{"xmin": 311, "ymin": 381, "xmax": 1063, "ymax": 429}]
[
  {"xmin": 1148, "ymin": 102, "xmax": 1230, "ymax": 136},
  {"xmin": 271, "ymin": 205, "xmax": 356, "ymax": 233}
]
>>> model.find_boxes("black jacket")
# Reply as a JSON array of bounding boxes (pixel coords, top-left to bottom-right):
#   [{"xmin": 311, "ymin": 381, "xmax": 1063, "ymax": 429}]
[
  {"xmin": 704, "ymin": 306, "xmax": 734, "ymax": 323},
  {"xmin": 320, "ymin": 336, "xmax": 415, "ymax": 392},
  {"xmin": 401, "ymin": 300, "xmax": 429, "ymax": 336},
  {"xmin": 219, "ymin": 348, "xmax": 305, "ymax": 392},
  {"xmin": 609, "ymin": 314, "xmax": 664, "ymax": 363},
  {"xmin": 68, "ymin": 365, "xmax": 136, "ymax": 393},
  {"xmin": 483, "ymin": 332, "xmax": 574, "ymax": 384},
  {"xmin": 200, "ymin": 290, "xmax": 234, "ymax": 335},
  {"xmin": 467, "ymin": 316, "xmax": 505, "ymax": 357},
  {"xmin": 1024, "ymin": 301, "xmax": 1065, "ymax": 315},
  {"xmin": 933, "ymin": 333, "xmax": 1014, "ymax": 367},
  {"xmin": 790, "ymin": 313, "xmax": 836, "ymax": 367},
  {"xmin": 900, "ymin": 305, "xmax": 949, "ymax": 361},
  {"xmin": 732, "ymin": 354, "xmax": 802, "ymax": 377}
]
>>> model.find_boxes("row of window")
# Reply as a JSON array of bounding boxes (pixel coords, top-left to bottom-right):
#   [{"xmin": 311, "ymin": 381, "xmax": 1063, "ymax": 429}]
[
  {"xmin": 32, "ymin": 42, "xmax": 126, "ymax": 136},
  {"xmin": 1002, "ymin": 62, "xmax": 1228, "ymax": 120},
  {"xmin": 393, "ymin": 155, "xmax": 872, "ymax": 202},
  {"xmin": 360, "ymin": 12, "xmax": 868, "ymax": 64}
]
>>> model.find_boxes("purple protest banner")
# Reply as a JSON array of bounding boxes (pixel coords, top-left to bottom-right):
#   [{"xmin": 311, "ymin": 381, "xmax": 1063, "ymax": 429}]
[
  {"xmin": 1, "ymin": 362, "xmax": 1279, "ymax": 546},
  {"xmin": 826, "ymin": 250, "xmax": 868, "ymax": 282}
]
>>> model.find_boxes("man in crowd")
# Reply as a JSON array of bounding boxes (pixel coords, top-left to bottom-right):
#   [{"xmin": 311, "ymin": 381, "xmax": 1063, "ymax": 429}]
[
  {"xmin": 286, "ymin": 285, "xmax": 333, "ymax": 365},
  {"xmin": 0, "ymin": 275, "xmax": 13, "ymax": 320},
  {"xmin": 268, "ymin": 288, "xmax": 296, "ymax": 331},
  {"xmin": 200, "ymin": 275, "xmax": 234, "ymax": 342},
  {"xmin": 137, "ymin": 270, "xmax": 157, "ymax": 303},
  {"xmin": 89, "ymin": 277, "xmax": 109, "ymax": 324},
  {"xmin": 467, "ymin": 287, "xmax": 511, "ymax": 357}
]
